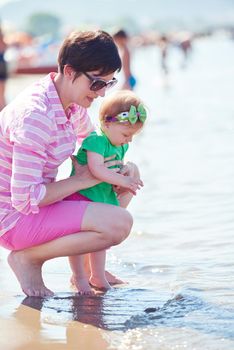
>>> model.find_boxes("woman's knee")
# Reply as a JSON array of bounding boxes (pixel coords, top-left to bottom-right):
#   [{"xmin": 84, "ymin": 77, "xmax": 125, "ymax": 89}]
[
  {"xmin": 110, "ymin": 209, "xmax": 133, "ymax": 245},
  {"xmin": 82, "ymin": 203, "xmax": 133, "ymax": 245}
]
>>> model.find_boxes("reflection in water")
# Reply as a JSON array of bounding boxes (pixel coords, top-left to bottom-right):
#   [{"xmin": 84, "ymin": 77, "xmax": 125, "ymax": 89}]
[
  {"xmin": 19, "ymin": 288, "xmax": 161, "ymax": 331},
  {"xmin": 18, "ymin": 288, "xmax": 234, "ymax": 340},
  {"xmin": 14, "ymin": 294, "xmax": 110, "ymax": 350}
]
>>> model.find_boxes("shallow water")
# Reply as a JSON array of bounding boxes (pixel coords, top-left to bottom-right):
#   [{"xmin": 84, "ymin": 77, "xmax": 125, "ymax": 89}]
[{"xmin": 1, "ymin": 34, "xmax": 234, "ymax": 349}]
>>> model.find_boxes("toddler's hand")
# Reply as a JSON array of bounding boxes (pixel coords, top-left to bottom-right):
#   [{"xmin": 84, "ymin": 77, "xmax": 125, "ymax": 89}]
[
  {"xmin": 119, "ymin": 162, "xmax": 144, "ymax": 190},
  {"xmin": 121, "ymin": 175, "xmax": 142, "ymax": 195}
]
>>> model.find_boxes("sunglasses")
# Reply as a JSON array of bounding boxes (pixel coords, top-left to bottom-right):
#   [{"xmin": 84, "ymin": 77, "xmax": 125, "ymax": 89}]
[{"xmin": 83, "ymin": 72, "xmax": 117, "ymax": 91}]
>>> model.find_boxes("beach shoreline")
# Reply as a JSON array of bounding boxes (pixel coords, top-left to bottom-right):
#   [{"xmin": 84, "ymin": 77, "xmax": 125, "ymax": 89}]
[{"xmin": 0, "ymin": 250, "xmax": 111, "ymax": 350}]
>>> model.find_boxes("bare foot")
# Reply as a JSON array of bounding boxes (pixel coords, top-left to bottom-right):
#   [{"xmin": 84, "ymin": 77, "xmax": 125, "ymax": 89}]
[
  {"xmin": 8, "ymin": 251, "xmax": 53, "ymax": 297},
  {"xmin": 105, "ymin": 270, "xmax": 126, "ymax": 285},
  {"xmin": 89, "ymin": 275, "xmax": 112, "ymax": 291},
  {"xmin": 70, "ymin": 275, "xmax": 95, "ymax": 295},
  {"xmin": 83, "ymin": 256, "xmax": 125, "ymax": 286}
]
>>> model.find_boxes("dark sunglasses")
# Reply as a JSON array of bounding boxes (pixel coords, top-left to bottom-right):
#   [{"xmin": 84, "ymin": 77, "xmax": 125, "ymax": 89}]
[{"xmin": 83, "ymin": 72, "xmax": 117, "ymax": 91}]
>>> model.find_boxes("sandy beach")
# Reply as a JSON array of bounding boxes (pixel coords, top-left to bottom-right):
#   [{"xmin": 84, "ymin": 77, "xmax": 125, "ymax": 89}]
[
  {"xmin": 0, "ymin": 249, "xmax": 163, "ymax": 350},
  {"xmin": 0, "ymin": 249, "xmax": 111, "ymax": 350},
  {"xmin": 0, "ymin": 300, "xmax": 110, "ymax": 350}
]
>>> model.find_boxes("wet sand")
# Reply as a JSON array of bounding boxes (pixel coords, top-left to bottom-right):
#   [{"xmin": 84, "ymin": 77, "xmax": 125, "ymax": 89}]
[
  {"xmin": 0, "ymin": 244, "xmax": 166, "ymax": 350},
  {"xmin": 0, "ymin": 250, "xmax": 111, "ymax": 350},
  {"xmin": 0, "ymin": 303, "xmax": 109, "ymax": 350},
  {"xmin": 0, "ymin": 249, "xmax": 162, "ymax": 350}
]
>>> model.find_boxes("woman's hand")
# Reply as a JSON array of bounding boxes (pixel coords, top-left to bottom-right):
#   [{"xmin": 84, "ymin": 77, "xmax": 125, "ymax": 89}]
[
  {"xmin": 71, "ymin": 156, "xmax": 100, "ymax": 188},
  {"xmin": 40, "ymin": 156, "xmax": 104, "ymax": 207},
  {"xmin": 103, "ymin": 155, "xmax": 123, "ymax": 170}
]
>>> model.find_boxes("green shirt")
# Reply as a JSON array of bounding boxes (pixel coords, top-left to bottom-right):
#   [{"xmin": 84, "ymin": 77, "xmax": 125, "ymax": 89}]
[{"xmin": 71, "ymin": 131, "xmax": 129, "ymax": 205}]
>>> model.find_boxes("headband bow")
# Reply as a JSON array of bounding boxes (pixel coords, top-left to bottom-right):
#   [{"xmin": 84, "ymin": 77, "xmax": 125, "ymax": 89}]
[{"xmin": 128, "ymin": 104, "xmax": 147, "ymax": 124}]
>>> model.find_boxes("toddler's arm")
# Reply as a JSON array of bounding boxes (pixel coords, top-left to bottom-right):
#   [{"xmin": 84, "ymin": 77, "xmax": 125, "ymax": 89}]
[
  {"xmin": 87, "ymin": 151, "xmax": 141, "ymax": 192},
  {"xmin": 114, "ymin": 161, "xmax": 144, "ymax": 197}
]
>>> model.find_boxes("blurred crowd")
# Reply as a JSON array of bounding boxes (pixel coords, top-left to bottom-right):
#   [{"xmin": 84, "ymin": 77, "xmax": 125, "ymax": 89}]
[{"xmin": 0, "ymin": 23, "xmax": 233, "ymax": 111}]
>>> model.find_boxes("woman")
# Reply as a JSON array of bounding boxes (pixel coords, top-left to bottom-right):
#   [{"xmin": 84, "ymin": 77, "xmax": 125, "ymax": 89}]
[{"xmin": 0, "ymin": 30, "xmax": 142, "ymax": 297}]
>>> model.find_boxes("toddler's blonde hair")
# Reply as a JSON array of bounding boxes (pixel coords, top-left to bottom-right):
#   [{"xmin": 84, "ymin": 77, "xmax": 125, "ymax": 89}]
[{"xmin": 99, "ymin": 90, "xmax": 144, "ymax": 125}]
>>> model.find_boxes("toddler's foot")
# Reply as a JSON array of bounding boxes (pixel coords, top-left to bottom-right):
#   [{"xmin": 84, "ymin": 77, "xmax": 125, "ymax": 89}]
[
  {"xmin": 89, "ymin": 275, "xmax": 112, "ymax": 291},
  {"xmin": 70, "ymin": 275, "xmax": 95, "ymax": 295},
  {"xmin": 105, "ymin": 270, "xmax": 126, "ymax": 285}
]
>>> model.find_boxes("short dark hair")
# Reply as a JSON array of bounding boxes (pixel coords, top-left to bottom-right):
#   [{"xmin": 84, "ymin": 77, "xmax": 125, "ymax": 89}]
[{"xmin": 58, "ymin": 30, "xmax": 122, "ymax": 76}]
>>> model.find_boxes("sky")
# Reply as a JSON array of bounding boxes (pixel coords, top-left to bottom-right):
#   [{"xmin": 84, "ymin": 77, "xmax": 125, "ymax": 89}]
[
  {"xmin": 1, "ymin": 0, "xmax": 234, "ymax": 32},
  {"xmin": 0, "ymin": 0, "xmax": 20, "ymax": 5}
]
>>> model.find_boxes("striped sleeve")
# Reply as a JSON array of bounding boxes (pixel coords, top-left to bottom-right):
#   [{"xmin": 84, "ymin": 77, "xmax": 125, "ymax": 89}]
[
  {"xmin": 9, "ymin": 111, "xmax": 51, "ymax": 214},
  {"xmin": 71, "ymin": 106, "xmax": 95, "ymax": 146}
]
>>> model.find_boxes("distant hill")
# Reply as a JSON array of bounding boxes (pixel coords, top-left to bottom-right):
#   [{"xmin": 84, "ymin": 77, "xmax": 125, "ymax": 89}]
[{"xmin": 1, "ymin": 0, "xmax": 234, "ymax": 33}]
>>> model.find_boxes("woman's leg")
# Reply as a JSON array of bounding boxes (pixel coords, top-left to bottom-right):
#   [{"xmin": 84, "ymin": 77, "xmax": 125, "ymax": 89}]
[{"xmin": 8, "ymin": 202, "xmax": 132, "ymax": 297}]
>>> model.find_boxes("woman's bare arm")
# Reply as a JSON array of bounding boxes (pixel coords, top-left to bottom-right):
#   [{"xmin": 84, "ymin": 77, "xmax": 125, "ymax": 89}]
[{"xmin": 39, "ymin": 157, "xmax": 100, "ymax": 207}]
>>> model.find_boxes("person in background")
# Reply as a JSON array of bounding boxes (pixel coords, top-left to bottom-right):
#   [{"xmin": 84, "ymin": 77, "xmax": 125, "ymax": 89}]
[
  {"xmin": 113, "ymin": 29, "xmax": 137, "ymax": 90},
  {"xmin": 0, "ymin": 24, "xmax": 8, "ymax": 110},
  {"xmin": 70, "ymin": 90, "xmax": 145, "ymax": 294},
  {"xmin": 178, "ymin": 35, "xmax": 192, "ymax": 69},
  {"xmin": 158, "ymin": 35, "xmax": 170, "ymax": 75}
]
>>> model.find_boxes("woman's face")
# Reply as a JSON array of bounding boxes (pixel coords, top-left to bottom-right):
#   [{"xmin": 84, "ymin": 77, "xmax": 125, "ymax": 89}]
[{"xmin": 68, "ymin": 70, "xmax": 117, "ymax": 108}]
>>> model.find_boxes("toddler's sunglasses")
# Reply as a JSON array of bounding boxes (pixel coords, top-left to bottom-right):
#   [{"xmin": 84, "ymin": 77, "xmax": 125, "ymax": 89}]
[{"xmin": 83, "ymin": 72, "xmax": 117, "ymax": 91}]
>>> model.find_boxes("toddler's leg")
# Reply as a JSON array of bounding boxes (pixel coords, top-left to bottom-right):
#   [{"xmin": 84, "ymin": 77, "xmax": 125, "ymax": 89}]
[
  {"xmin": 69, "ymin": 255, "xmax": 94, "ymax": 295},
  {"xmin": 97, "ymin": 164, "xmax": 141, "ymax": 287},
  {"xmin": 118, "ymin": 191, "xmax": 134, "ymax": 209},
  {"xmin": 89, "ymin": 250, "xmax": 112, "ymax": 290},
  {"xmin": 73, "ymin": 253, "xmax": 125, "ymax": 286},
  {"xmin": 118, "ymin": 161, "xmax": 141, "ymax": 208}
]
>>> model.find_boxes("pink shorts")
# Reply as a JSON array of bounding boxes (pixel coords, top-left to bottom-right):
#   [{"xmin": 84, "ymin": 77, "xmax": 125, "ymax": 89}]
[{"xmin": 0, "ymin": 193, "xmax": 91, "ymax": 251}]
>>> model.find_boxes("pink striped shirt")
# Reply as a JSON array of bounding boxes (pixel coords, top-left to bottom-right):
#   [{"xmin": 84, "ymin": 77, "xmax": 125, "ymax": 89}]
[{"xmin": 0, "ymin": 73, "xmax": 94, "ymax": 237}]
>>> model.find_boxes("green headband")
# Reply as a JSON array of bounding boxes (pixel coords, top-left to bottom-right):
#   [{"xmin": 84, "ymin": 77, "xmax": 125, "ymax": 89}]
[{"xmin": 105, "ymin": 104, "xmax": 147, "ymax": 124}]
